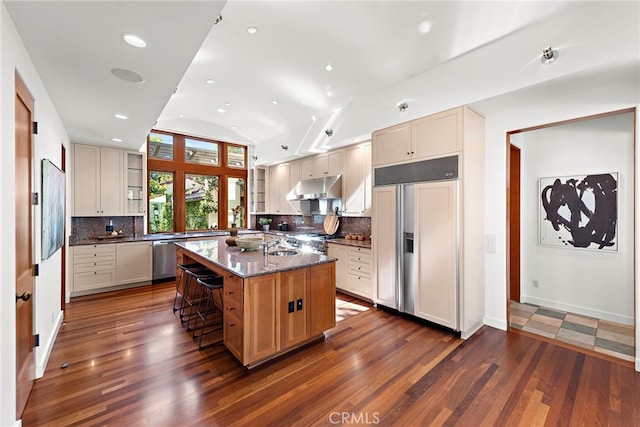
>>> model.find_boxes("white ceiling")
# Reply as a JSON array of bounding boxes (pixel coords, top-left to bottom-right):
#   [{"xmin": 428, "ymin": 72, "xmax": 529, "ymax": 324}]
[{"xmin": 5, "ymin": 1, "xmax": 639, "ymax": 165}]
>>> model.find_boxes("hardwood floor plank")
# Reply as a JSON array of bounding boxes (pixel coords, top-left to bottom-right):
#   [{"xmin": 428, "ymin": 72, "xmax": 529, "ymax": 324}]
[{"xmin": 21, "ymin": 283, "xmax": 640, "ymax": 426}]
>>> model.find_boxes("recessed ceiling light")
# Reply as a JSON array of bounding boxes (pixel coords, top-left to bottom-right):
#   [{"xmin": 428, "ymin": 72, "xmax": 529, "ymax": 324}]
[
  {"xmin": 271, "ymin": 100, "xmax": 278, "ymax": 105},
  {"xmin": 247, "ymin": 26, "xmax": 258, "ymax": 34},
  {"xmin": 325, "ymin": 64, "xmax": 334, "ymax": 72},
  {"xmin": 114, "ymin": 113, "xmax": 128, "ymax": 120},
  {"xmin": 122, "ymin": 33, "xmax": 147, "ymax": 48},
  {"xmin": 225, "ymin": 102, "xmax": 231, "ymax": 106},
  {"xmin": 111, "ymin": 137, "xmax": 123, "ymax": 142},
  {"xmin": 178, "ymin": 114, "xmax": 184, "ymax": 118},
  {"xmin": 206, "ymin": 79, "xmax": 215, "ymax": 84},
  {"xmin": 217, "ymin": 108, "xmax": 226, "ymax": 113},
  {"xmin": 111, "ymin": 68, "xmax": 145, "ymax": 83}
]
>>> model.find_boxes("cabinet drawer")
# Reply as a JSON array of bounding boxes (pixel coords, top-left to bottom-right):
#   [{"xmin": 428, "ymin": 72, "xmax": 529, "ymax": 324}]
[
  {"xmin": 224, "ymin": 316, "xmax": 244, "ymax": 361},
  {"xmin": 73, "ymin": 270, "xmax": 116, "ymax": 291},
  {"xmin": 73, "ymin": 260, "xmax": 116, "ymax": 274},
  {"xmin": 225, "ymin": 293, "xmax": 243, "ymax": 317},
  {"xmin": 73, "ymin": 244, "xmax": 116, "ymax": 255},
  {"xmin": 224, "ymin": 275, "xmax": 243, "ymax": 303},
  {"xmin": 348, "ymin": 273, "xmax": 372, "ymax": 297},
  {"xmin": 348, "ymin": 247, "xmax": 371, "ymax": 262},
  {"xmin": 348, "ymin": 262, "xmax": 371, "ymax": 277}
]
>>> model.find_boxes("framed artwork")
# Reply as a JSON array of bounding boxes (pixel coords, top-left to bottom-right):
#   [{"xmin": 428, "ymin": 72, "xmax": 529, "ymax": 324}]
[
  {"xmin": 42, "ymin": 159, "xmax": 65, "ymax": 260},
  {"xmin": 539, "ymin": 172, "xmax": 617, "ymax": 251}
]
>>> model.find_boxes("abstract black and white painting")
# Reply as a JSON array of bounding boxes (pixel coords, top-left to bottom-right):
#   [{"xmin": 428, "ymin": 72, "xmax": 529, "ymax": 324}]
[{"xmin": 540, "ymin": 173, "xmax": 618, "ymax": 251}]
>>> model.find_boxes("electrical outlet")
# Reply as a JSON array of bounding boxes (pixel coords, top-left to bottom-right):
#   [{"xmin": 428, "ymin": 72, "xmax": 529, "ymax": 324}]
[{"xmin": 532, "ymin": 280, "xmax": 539, "ymax": 288}]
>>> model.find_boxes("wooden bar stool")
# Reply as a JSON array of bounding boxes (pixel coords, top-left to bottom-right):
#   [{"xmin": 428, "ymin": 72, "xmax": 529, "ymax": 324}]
[{"xmin": 193, "ymin": 275, "xmax": 225, "ymax": 350}]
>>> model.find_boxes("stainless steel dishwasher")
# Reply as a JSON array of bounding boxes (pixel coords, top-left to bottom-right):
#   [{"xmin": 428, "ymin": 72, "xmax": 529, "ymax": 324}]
[{"xmin": 152, "ymin": 238, "xmax": 186, "ymax": 282}]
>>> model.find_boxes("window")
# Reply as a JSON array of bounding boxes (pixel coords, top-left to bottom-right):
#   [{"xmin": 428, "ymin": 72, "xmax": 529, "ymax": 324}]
[
  {"xmin": 185, "ymin": 138, "xmax": 219, "ymax": 166},
  {"xmin": 185, "ymin": 174, "xmax": 219, "ymax": 230},
  {"xmin": 147, "ymin": 130, "xmax": 248, "ymax": 232},
  {"xmin": 227, "ymin": 145, "xmax": 246, "ymax": 168},
  {"xmin": 148, "ymin": 132, "xmax": 174, "ymax": 160},
  {"xmin": 227, "ymin": 177, "xmax": 245, "ymax": 227},
  {"xmin": 148, "ymin": 171, "xmax": 174, "ymax": 232}
]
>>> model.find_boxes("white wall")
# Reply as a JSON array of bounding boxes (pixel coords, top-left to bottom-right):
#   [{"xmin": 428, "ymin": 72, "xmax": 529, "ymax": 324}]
[
  {"xmin": 520, "ymin": 113, "xmax": 634, "ymax": 324},
  {"xmin": 1, "ymin": 4, "xmax": 69, "ymax": 425},
  {"xmin": 480, "ymin": 77, "xmax": 640, "ymax": 369}
]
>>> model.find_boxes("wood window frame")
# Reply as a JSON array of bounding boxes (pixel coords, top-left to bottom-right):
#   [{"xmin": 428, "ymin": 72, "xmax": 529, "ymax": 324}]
[{"xmin": 147, "ymin": 130, "xmax": 248, "ymax": 232}]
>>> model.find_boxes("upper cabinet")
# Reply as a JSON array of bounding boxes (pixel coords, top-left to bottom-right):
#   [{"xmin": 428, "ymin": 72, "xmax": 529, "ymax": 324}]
[
  {"xmin": 73, "ymin": 144, "xmax": 123, "ymax": 216},
  {"xmin": 313, "ymin": 151, "xmax": 344, "ymax": 178},
  {"xmin": 342, "ymin": 143, "xmax": 371, "ymax": 216},
  {"xmin": 299, "ymin": 157, "xmax": 314, "ymax": 179},
  {"xmin": 125, "ymin": 151, "xmax": 146, "ymax": 216},
  {"xmin": 372, "ymin": 106, "xmax": 463, "ymax": 167},
  {"xmin": 268, "ymin": 162, "xmax": 294, "ymax": 214},
  {"xmin": 249, "ymin": 166, "xmax": 267, "ymax": 214},
  {"xmin": 296, "ymin": 150, "xmax": 345, "ymax": 179},
  {"xmin": 371, "ymin": 122, "xmax": 411, "ymax": 166}
]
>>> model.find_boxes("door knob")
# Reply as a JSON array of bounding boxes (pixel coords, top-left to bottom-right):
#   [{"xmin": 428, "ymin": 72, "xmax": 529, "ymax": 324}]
[{"xmin": 16, "ymin": 291, "xmax": 31, "ymax": 303}]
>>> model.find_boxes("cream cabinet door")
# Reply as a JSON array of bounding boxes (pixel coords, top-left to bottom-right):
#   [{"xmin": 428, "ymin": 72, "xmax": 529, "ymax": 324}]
[
  {"xmin": 411, "ymin": 108, "xmax": 461, "ymax": 160},
  {"xmin": 73, "ymin": 144, "xmax": 101, "ymax": 215},
  {"xmin": 116, "ymin": 241, "xmax": 152, "ymax": 285},
  {"xmin": 73, "ymin": 144, "xmax": 123, "ymax": 216},
  {"xmin": 299, "ymin": 157, "xmax": 314, "ymax": 178},
  {"xmin": 268, "ymin": 163, "xmax": 292, "ymax": 214},
  {"xmin": 343, "ymin": 144, "xmax": 370, "ymax": 216},
  {"xmin": 100, "ymin": 147, "xmax": 124, "ymax": 216},
  {"xmin": 372, "ymin": 122, "xmax": 411, "ymax": 167},
  {"xmin": 327, "ymin": 243, "xmax": 348, "ymax": 292},
  {"xmin": 372, "ymin": 186, "xmax": 397, "ymax": 308},
  {"xmin": 413, "ymin": 180, "xmax": 458, "ymax": 330}
]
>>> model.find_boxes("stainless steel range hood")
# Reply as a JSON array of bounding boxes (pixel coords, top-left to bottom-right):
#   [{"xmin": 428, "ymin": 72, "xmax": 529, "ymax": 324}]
[{"xmin": 287, "ymin": 175, "xmax": 342, "ymax": 201}]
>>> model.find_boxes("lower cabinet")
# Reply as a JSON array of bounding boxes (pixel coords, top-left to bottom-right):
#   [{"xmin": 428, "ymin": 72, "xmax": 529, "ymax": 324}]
[
  {"xmin": 224, "ymin": 263, "xmax": 336, "ymax": 367},
  {"xmin": 72, "ymin": 244, "xmax": 116, "ymax": 292},
  {"xmin": 328, "ymin": 243, "xmax": 372, "ymax": 300},
  {"xmin": 72, "ymin": 241, "xmax": 152, "ymax": 295},
  {"xmin": 116, "ymin": 241, "xmax": 152, "ymax": 285}
]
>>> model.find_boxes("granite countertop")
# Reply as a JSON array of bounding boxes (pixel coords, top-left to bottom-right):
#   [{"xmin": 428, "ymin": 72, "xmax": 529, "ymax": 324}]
[
  {"xmin": 69, "ymin": 229, "xmax": 261, "ymax": 246},
  {"xmin": 327, "ymin": 238, "xmax": 372, "ymax": 249},
  {"xmin": 175, "ymin": 236, "xmax": 337, "ymax": 279}
]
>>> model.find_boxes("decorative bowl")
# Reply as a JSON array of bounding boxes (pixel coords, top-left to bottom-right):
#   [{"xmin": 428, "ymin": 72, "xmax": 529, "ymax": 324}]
[{"xmin": 235, "ymin": 236, "xmax": 264, "ymax": 251}]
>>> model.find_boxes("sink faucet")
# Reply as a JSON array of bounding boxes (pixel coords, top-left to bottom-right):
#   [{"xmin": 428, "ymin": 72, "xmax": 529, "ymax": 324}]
[{"xmin": 263, "ymin": 239, "xmax": 280, "ymax": 256}]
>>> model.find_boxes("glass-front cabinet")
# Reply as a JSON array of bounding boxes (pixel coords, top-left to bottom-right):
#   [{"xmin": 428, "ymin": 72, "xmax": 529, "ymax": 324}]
[
  {"xmin": 125, "ymin": 151, "xmax": 146, "ymax": 216},
  {"xmin": 250, "ymin": 166, "xmax": 266, "ymax": 214}
]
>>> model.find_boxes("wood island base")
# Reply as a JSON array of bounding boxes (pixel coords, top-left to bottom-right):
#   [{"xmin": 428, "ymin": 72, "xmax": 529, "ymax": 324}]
[{"xmin": 177, "ymin": 246, "xmax": 336, "ymax": 367}]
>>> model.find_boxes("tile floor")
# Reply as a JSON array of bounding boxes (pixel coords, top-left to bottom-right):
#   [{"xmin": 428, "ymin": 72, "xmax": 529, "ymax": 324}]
[{"xmin": 510, "ymin": 301, "xmax": 635, "ymax": 362}]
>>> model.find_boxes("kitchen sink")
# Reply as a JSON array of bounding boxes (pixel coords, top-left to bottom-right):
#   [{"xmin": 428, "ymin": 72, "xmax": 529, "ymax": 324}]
[{"xmin": 268, "ymin": 250, "xmax": 299, "ymax": 256}]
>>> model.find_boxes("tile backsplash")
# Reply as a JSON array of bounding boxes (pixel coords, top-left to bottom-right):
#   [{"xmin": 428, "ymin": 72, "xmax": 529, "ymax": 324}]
[
  {"xmin": 253, "ymin": 214, "xmax": 371, "ymax": 237},
  {"xmin": 71, "ymin": 216, "xmax": 144, "ymax": 240}
]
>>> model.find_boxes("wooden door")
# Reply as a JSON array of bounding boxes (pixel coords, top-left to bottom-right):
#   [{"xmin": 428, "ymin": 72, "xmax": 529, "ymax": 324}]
[
  {"xmin": 308, "ymin": 263, "xmax": 336, "ymax": 336},
  {"xmin": 372, "ymin": 186, "xmax": 397, "ymax": 308},
  {"xmin": 414, "ymin": 181, "xmax": 458, "ymax": 330},
  {"xmin": 509, "ymin": 145, "xmax": 521, "ymax": 302},
  {"xmin": 280, "ymin": 268, "xmax": 309, "ymax": 348},
  {"xmin": 15, "ymin": 73, "xmax": 35, "ymax": 418},
  {"xmin": 246, "ymin": 273, "xmax": 279, "ymax": 364}
]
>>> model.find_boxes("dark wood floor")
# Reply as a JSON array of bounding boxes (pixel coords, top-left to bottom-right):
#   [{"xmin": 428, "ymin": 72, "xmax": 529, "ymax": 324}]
[{"xmin": 22, "ymin": 282, "xmax": 640, "ymax": 426}]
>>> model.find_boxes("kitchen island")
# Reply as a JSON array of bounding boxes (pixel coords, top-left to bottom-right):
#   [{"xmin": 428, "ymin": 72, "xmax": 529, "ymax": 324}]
[{"xmin": 175, "ymin": 237, "xmax": 337, "ymax": 368}]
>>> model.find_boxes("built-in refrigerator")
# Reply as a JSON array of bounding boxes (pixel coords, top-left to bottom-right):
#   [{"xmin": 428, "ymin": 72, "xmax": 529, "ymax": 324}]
[{"xmin": 373, "ymin": 155, "xmax": 460, "ymax": 331}]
